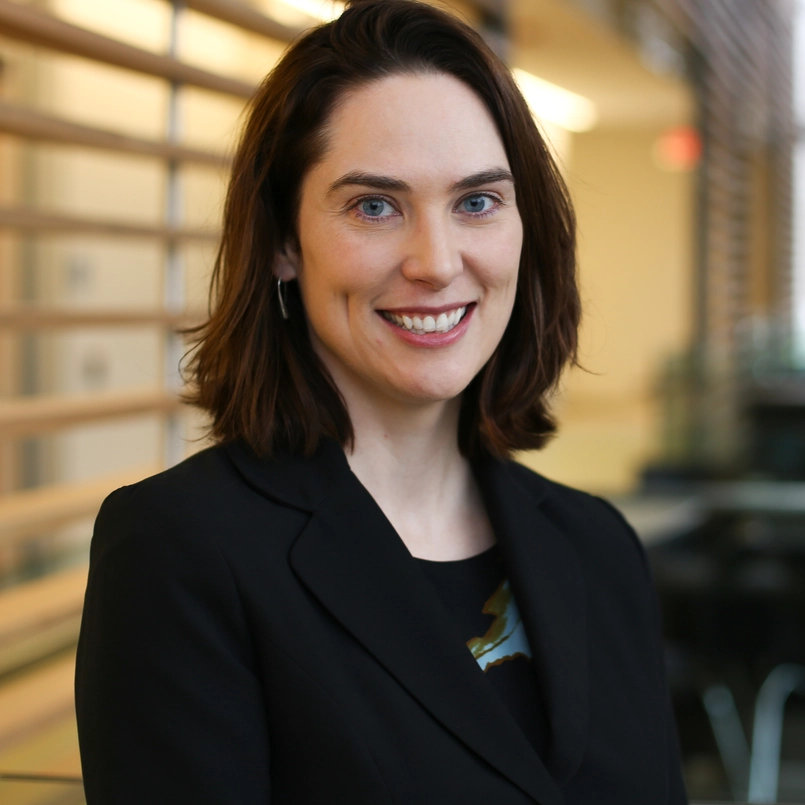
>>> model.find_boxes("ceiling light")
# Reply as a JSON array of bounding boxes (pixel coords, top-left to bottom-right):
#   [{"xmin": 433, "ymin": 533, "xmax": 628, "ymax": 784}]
[
  {"xmin": 512, "ymin": 68, "xmax": 598, "ymax": 133},
  {"xmin": 276, "ymin": 0, "xmax": 344, "ymax": 23}
]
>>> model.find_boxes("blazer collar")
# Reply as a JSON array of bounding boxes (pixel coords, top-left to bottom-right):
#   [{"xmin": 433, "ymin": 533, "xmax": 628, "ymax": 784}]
[
  {"xmin": 226, "ymin": 439, "xmax": 588, "ymax": 800},
  {"xmin": 473, "ymin": 455, "xmax": 589, "ymax": 784}
]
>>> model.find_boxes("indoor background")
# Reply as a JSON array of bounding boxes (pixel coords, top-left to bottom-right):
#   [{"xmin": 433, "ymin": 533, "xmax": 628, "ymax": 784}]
[{"xmin": 0, "ymin": 0, "xmax": 800, "ymax": 802}]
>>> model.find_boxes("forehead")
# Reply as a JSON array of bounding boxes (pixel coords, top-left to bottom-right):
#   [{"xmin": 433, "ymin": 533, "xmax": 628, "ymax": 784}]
[{"xmin": 307, "ymin": 72, "xmax": 510, "ymax": 189}]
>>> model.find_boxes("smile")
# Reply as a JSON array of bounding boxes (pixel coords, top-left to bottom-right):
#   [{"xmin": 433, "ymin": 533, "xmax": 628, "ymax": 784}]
[{"xmin": 380, "ymin": 306, "xmax": 468, "ymax": 335}]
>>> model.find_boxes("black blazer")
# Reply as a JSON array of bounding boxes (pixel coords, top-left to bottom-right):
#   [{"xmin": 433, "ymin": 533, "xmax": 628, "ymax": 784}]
[{"xmin": 75, "ymin": 438, "xmax": 688, "ymax": 805}]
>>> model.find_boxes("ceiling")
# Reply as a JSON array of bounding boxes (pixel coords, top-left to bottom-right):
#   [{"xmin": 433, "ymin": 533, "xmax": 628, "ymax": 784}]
[{"xmin": 508, "ymin": 0, "xmax": 693, "ymax": 130}]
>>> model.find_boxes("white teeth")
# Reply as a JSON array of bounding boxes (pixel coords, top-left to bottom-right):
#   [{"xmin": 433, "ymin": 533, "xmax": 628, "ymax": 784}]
[{"xmin": 383, "ymin": 305, "xmax": 468, "ymax": 335}]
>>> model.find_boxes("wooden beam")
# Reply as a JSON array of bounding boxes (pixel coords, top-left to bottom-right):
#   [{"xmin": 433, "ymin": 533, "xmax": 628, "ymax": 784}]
[
  {"xmin": 0, "ymin": 306, "xmax": 203, "ymax": 330},
  {"xmin": 0, "ymin": 207, "xmax": 219, "ymax": 241},
  {"xmin": 0, "ymin": 101, "xmax": 230, "ymax": 166},
  {"xmin": 0, "ymin": 650, "xmax": 77, "ymax": 752},
  {"xmin": 0, "ymin": 0, "xmax": 255, "ymax": 98},
  {"xmin": 0, "ymin": 565, "xmax": 87, "ymax": 677},
  {"xmin": 186, "ymin": 0, "xmax": 303, "ymax": 41},
  {"xmin": 0, "ymin": 465, "xmax": 160, "ymax": 540},
  {"xmin": 0, "ymin": 390, "xmax": 183, "ymax": 438},
  {"xmin": 0, "ymin": 565, "xmax": 87, "ymax": 649}
]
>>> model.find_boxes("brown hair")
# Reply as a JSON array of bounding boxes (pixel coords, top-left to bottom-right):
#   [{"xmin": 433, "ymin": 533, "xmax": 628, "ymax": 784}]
[{"xmin": 184, "ymin": 0, "xmax": 580, "ymax": 459}]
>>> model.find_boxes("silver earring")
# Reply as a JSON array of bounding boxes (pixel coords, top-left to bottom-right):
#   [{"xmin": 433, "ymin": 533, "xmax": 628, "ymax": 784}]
[{"xmin": 277, "ymin": 278, "xmax": 289, "ymax": 320}]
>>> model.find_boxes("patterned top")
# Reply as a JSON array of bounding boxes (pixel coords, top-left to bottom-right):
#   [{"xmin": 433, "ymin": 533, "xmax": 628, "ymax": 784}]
[
  {"xmin": 416, "ymin": 544, "xmax": 549, "ymax": 760},
  {"xmin": 467, "ymin": 578, "xmax": 533, "ymax": 671}
]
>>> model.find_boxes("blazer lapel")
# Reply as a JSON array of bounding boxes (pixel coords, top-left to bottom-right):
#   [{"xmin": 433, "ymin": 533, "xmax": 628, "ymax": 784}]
[
  {"xmin": 226, "ymin": 440, "xmax": 562, "ymax": 805},
  {"xmin": 474, "ymin": 456, "xmax": 589, "ymax": 785}
]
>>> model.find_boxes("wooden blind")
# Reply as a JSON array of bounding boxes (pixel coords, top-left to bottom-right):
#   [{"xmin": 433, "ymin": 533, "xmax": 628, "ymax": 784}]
[
  {"xmin": 668, "ymin": 0, "xmax": 795, "ymax": 468},
  {"xmin": 0, "ymin": 2, "xmax": 304, "ymax": 753},
  {"xmin": 0, "ymin": 0, "xmax": 322, "ymax": 778},
  {"xmin": 587, "ymin": 0, "xmax": 796, "ymax": 471},
  {"xmin": 0, "ymin": 0, "xmax": 304, "ymax": 573}
]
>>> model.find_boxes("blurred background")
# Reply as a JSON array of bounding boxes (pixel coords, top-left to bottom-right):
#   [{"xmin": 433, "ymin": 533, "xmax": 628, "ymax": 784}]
[{"xmin": 0, "ymin": 0, "xmax": 801, "ymax": 802}]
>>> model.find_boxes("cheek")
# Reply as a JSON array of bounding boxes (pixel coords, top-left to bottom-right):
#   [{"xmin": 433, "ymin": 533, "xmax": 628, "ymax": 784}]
[
  {"xmin": 307, "ymin": 244, "xmax": 397, "ymax": 310},
  {"xmin": 473, "ymin": 240, "xmax": 522, "ymax": 291},
  {"xmin": 297, "ymin": 254, "xmax": 387, "ymax": 335},
  {"xmin": 468, "ymin": 216, "xmax": 523, "ymax": 278}
]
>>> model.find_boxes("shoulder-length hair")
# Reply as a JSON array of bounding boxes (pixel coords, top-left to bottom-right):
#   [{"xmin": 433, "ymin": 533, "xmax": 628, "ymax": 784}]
[{"xmin": 184, "ymin": 0, "xmax": 580, "ymax": 460}]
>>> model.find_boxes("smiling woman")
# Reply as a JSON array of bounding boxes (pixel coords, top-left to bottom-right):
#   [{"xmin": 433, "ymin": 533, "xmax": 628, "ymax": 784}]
[
  {"xmin": 181, "ymin": 3, "xmax": 580, "ymax": 463},
  {"xmin": 74, "ymin": 1, "xmax": 689, "ymax": 804}
]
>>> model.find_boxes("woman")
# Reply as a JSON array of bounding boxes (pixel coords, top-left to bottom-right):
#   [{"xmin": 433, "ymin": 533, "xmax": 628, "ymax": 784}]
[{"xmin": 75, "ymin": 1, "xmax": 688, "ymax": 803}]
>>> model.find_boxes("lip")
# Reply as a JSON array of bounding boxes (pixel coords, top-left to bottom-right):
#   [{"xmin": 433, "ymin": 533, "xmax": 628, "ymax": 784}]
[
  {"xmin": 379, "ymin": 301, "xmax": 474, "ymax": 316},
  {"xmin": 377, "ymin": 303, "xmax": 476, "ymax": 348}
]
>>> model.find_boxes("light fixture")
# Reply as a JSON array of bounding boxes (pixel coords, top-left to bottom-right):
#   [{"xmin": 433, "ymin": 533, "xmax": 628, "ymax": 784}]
[
  {"xmin": 512, "ymin": 68, "xmax": 598, "ymax": 133},
  {"xmin": 276, "ymin": 0, "xmax": 344, "ymax": 23}
]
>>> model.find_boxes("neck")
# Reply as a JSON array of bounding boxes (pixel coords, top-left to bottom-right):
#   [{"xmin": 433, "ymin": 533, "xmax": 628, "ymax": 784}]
[
  {"xmin": 340, "ymin": 385, "xmax": 494, "ymax": 561},
  {"xmin": 345, "ymin": 385, "xmax": 464, "ymax": 489}
]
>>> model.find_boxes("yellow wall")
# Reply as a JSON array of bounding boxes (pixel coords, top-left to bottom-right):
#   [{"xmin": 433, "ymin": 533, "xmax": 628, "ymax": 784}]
[{"xmin": 519, "ymin": 127, "xmax": 694, "ymax": 494}]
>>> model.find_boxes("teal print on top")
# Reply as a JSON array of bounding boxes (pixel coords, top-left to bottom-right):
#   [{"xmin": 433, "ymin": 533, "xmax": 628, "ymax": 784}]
[{"xmin": 466, "ymin": 579, "xmax": 532, "ymax": 672}]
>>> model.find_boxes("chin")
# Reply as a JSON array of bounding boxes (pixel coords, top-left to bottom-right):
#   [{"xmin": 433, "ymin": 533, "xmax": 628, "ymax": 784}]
[{"xmin": 393, "ymin": 373, "xmax": 474, "ymax": 404}]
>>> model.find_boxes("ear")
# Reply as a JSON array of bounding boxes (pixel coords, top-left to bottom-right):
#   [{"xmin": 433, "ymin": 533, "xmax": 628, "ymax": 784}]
[{"xmin": 273, "ymin": 243, "xmax": 300, "ymax": 282}]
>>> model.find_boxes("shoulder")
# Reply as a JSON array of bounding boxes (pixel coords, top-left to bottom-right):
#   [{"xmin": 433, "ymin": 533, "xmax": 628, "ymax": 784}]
[
  {"xmin": 91, "ymin": 447, "xmax": 232, "ymax": 567},
  {"xmin": 506, "ymin": 458, "xmax": 651, "ymax": 579},
  {"xmin": 81, "ymin": 450, "xmax": 263, "ymax": 696},
  {"xmin": 93, "ymin": 444, "xmax": 303, "ymax": 565},
  {"xmin": 97, "ymin": 445, "xmax": 237, "ymax": 534},
  {"xmin": 504, "ymin": 461, "xmax": 663, "ymax": 642},
  {"xmin": 506, "ymin": 458, "xmax": 640, "ymax": 536}
]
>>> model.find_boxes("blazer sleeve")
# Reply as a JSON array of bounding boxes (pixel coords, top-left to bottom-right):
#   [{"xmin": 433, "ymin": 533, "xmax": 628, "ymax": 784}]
[
  {"xmin": 646, "ymin": 552, "xmax": 689, "ymax": 805},
  {"xmin": 596, "ymin": 496, "xmax": 689, "ymax": 805},
  {"xmin": 75, "ymin": 483, "xmax": 271, "ymax": 805}
]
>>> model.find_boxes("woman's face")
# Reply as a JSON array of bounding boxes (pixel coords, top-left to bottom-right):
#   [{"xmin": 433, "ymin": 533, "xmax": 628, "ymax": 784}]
[{"xmin": 280, "ymin": 72, "xmax": 523, "ymax": 410}]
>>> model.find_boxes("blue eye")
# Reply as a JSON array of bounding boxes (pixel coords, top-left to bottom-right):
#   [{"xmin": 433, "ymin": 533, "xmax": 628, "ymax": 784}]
[
  {"xmin": 461, "ymin": 195, "xmax": 493, "ymax": 214},
  {"xmin": 359, "ymin": 198, "xmax": 393, "ymax": 217}
]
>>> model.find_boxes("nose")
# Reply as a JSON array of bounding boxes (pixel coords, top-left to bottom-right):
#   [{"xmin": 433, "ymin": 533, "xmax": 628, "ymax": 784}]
[{"xmin": 400, "ymin": 214, "xmax": 463, "ymax": 289}]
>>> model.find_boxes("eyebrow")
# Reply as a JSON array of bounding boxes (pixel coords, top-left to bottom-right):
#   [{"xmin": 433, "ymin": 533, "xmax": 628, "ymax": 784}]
[{"xmin": 326, "ymin": 168, "xmax": 515, "ymax": 196}]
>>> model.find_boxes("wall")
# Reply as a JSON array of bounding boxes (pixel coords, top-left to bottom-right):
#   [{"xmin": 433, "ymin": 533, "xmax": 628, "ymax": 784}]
[{"xmin": 520, "ymin": 126, "xmax": 694, "ymax": 493}]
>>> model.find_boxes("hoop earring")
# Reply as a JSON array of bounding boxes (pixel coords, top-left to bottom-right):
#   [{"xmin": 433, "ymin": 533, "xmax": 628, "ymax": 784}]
[{"xmin": 277, "ymin": 278, "xmax": 289, "ymax": 320}]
